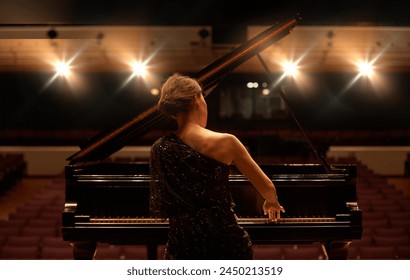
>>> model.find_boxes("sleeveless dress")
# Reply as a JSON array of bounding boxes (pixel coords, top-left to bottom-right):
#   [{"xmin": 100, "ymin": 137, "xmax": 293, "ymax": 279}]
[{"xmin": 149, "ymin": 133, "xmax": 253, "ymax": 260}]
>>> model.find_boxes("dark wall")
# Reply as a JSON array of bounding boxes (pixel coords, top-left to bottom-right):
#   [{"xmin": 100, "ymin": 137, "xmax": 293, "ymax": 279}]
[
  {"xmin": 1, "ymin": 71, "xmax": 410, "ymax": 133},
  {"xmin": 1, "ymin": 0, "xmax": 408, "ymax": 26},
  {"xmin": 206, "ymin": 72, "xmax": 410, "ymax": 130},
  {"xmin": 0, "ymin": 72, "xmax": 159, "ymax": 130}
]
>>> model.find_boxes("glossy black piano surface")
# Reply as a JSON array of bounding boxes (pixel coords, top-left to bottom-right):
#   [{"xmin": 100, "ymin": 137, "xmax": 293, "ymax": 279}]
[{"xmin": 62, "ymin": 162, "xmax": 362, "ymax": 259}]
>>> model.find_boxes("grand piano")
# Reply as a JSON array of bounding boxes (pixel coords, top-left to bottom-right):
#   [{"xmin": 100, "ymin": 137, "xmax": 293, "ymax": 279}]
[{"xmin": 62, "ymin": 15, "xmax": 362, "ymax": 260}]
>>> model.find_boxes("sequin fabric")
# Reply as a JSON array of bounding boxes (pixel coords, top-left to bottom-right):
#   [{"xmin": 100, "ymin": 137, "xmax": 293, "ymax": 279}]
[{"xmin": 149, "ymin": 133, "xmax": 253, "ymax": 260}]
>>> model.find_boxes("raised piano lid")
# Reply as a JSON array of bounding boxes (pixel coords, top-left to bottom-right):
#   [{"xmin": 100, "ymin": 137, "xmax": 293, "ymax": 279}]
[{"xmin": 66, "ymin": 15, "xmax": 301, "ymax": 164}]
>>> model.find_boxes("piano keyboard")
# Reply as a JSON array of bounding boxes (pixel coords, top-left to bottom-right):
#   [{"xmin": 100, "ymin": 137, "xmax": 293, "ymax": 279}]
[{"xmin": 88, "ymin": 217, "xmax": 337, "ymax": 224}]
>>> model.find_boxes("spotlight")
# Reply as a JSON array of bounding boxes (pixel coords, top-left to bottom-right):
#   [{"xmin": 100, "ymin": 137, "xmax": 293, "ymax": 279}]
[
  {"xmin": 54, "ymin": 61, "xmax": 71, "ymax": 77},
  {"xmin": 246, "ymin": 82, "xmax": 259, "ymax": 88},
  {"xmin": 262, "ymin": 88, "xmax": 270, "ymax": 95},
  {"xmin": 358, "ymin": 61, "xmax": 374, "ymax": 77},
  {"xmin": 131, "ymin": 61, "xmax": 147, "ymax": 77},
  {"xmin": 150, "ymin": 88, "xmax": 160, "ymax": 96},
  {"xmin": 282, "ymin": 61, "xmax": 298, "ymax": 77}
]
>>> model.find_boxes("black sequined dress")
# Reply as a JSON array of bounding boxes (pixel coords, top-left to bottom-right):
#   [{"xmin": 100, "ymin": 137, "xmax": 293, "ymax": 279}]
[{"xmin": 149, "ymin": 133, "xmax": 253, "ymax": 260}]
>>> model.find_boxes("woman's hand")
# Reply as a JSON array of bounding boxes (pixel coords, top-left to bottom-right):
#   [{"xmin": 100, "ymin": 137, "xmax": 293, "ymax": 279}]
[{"xmin": 263, "ymin": 199, "xmax": 285, "ymax": 222}]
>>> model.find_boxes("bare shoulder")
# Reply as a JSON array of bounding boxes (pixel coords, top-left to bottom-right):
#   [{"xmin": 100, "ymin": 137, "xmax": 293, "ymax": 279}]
[
  {"xmin": 199, "ymin": 130, "xmax": 241, "ymax": 164},
  {"xmin": 206, "ymin": 130, "xmax": 238, "ymax": 146}
]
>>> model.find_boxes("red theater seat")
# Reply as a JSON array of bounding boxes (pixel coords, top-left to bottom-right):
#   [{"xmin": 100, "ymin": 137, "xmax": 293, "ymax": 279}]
[
  {"xmin": 5, "ymin": 236, "xmax": 41, "ymax": 247},
  {"xmin": 94, "ymin": 246, "xmax": 122, "ymax": 260},
  {"xmin": 359, "ymin": 246, "xmax": 396, "ymax": 260},
  {"xmin": 0, "ymin": 246, "xmax": 39, "ymax": 260},
  {"xmin": 253, "ymin": 245, "xmax": 283, "ymax": 260},
  {"xmin": 373, "ymin": 235, "xmax": 409, "ymax": 247},
  {"xmin": 283, "ymin": 247, "xmax": 325, "ymax": 260},
  {"xmin": 122, "ymin": 245, "xmax": 148, "ymax": 260},
  {"xmin": 41, "ymin": 246, "xmax": 73, "ymax": 260},
  {"xmin": 396, "ymin": 246, "xmax": 410, "ymax": 260}
]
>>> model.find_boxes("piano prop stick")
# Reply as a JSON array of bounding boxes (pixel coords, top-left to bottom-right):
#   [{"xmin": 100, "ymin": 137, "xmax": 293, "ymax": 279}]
[{"xmin": 62, "ymin": 14, "xmax": 362, "ymax": 260}]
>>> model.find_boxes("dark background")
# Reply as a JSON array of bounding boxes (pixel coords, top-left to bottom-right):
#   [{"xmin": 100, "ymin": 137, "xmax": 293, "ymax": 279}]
[
  {"xmin": 1, "ymin": 0, "xmax": 408, "ymax": 26},
  {"xmin": 1, "ymin": 0, "xmax": 409, "ymax": 148}
]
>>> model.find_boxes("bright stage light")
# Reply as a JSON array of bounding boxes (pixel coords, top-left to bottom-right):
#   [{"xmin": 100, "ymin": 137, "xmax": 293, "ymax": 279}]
[
  {"xmin": 262, "ymin": 88, "xmax": 270, "ymax": 95},
  {"xmin": 282, "ymin": 61, "xmax": 299, "ymax": 77},
  {"xmin": 54, "ymin": 61, "xmax": 71, "ymax": 77},
  {"xmin": 150, "ymin": 88, "xmax": 160, "ymax": 96},
  {"xmin": 131, "ymin": 61, "xmax": 147, "ymax": 77},
  {"xmin": 358, "ymin": 61, "xmax": 374, "ymax": 77},
  {"xmin": 247, "ymin": 82, "xmax": 259, "ymax": 88}
]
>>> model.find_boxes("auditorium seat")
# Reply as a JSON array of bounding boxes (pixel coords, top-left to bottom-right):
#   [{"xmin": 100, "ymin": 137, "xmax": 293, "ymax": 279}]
[
  {"xmin": 156, "ymin": 245, "xmax": 166, "ymax": 260},
  {"xmin": 20, "ymin": 226, "xmax": 58, "ymax": 237},
  {"xmin": 359, "ymin": 246, "xmax": 396, "ymax": 260},
  {"xmin": 253, "ymin": 245, "xmax": 283, "ymax": 260},
  {"xmin": 26, "ymin": 218, "xmax": 59, "ymax": 229},
  {"xmin": 373, "ymin": 235, "xmax": 409, "ymax": 247},
  {"xmin": 362, "ymin": 218, "xmax": 389, "ymax": 229},
  {"xmin": 41, "ymin": 236, "xmax": 71, "ymax": 248},
  {"xmin": 38, "ymin": 210, "xmax": 62, "ymax": 221},
  {"xmin": 397, "ymin": 199, "xmax": 410, "ymax": 211},
  {"xmin": 360, "ymin": 227, "xmax": 373, "ymax": 238},
  {"xmin": 8, "ymin": 208, "xmax": 41, "ymax": 220},
  {"xmin": 365, "ymin": 177, "xmax": 388, "ymax": 186},
  {"xmin": 0, "ymin": 219, "xmax": 27, "ymax": 228},
  {"xmin": 389, "ymin": 219, "xmax": 410, "ymax": 229},
  {"xmin": 349, "ymin": 236, "xmax": 374, "ymax": 248},
  {"xmin": 347, "ymin": 247, "xmax": 360, "ymax": 260},
  {"xmin": 387, "ymin": 212, "xmax": 410, "ymax": 221},
  {"xmin": 384, "ymin": 193, "xmax": 407, "ymax": 201},
  {"xmin": 0, "ymin": 236, "xmax": 6, "ymax": 246},
  {"xmin": 357, "ymin": 188, "xmax": 381, "ymax": 196},
  {"xmin": 23, "ymin": 196, "xmax": 48, "ymax": 206},
  {"xmin": 5, "ymin": 236, "xmax": 41, "ymax": 247},
  {"xmin": 370, "ymin": 201, "xmax": 401, "ymax": 212},
  {"xmin": 30, "ymin": 193, "xmax": 59, "ymax": 205},
  {"xmin": 0, "ymin": 245, "xmax": 39, "ymax": 259},
  {"xmin": 357, "ymin": 201, "xmax": 371, "ymax": 212},
  {"xmin": 41, "ymin": 246, "xmax": 73, "ymax": 260},
  {"xmin": 122, "ymin": 245, "xmax": 148, "ymax": 260},
  {"xmin": 379, "ymin": 186, "xmax": 403, "ymax": 195},
  {"xmin": 0, "ymin": 225, "xmax": 22, "ymax": 236},
  {"xmin": 358, "ymin": 194, "xmax": 385, "ymax": 202},
  {"xmin": 396, "ymin": 246, "xmax": 410, "ymax": 260},
  {"xmin": 94, "ymin": 245, "xmax": 122, "ymax": 260},
  {"xmin": 369, "ymin": 198, "xmax": 397, "ymax": 206},
  {"xmin": 362, "ymin": 211, "xmax": 386, "ymax": 220},
  {"xmin": 373, "ymin": 227, "xmax": 407, "ymax": 237},
  {"xmin": 283, "ymin": 246, "xmax": 325, "ymax": 260}
]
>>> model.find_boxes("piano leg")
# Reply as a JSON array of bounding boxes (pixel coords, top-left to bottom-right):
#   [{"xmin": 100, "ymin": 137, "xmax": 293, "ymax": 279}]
[
  {"xmin": 147, "ymin": 244, "xmax": 158, "ymax": 260},
  {"xmin": 322, "ymin": 241, "xmax": 351, "ymax": 260},
  {"xmin": 71, "ymin": 242, "xmax": 97, "ymax": 260}
]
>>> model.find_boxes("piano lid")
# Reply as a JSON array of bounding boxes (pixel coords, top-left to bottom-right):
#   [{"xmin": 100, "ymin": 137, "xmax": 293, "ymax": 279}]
[{"xmin": 67, "ymin": 15, "xmax": 300, "ymax": 164}]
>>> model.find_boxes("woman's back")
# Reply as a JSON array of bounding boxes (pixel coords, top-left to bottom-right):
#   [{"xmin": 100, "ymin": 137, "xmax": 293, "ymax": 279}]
[
  {"xmin": 175, "ymin": 126, "xmax": 236, "ymax": 165},
  {"xmin": 150, "ymin": 133, "xmax": 253, "ymax": 259}
]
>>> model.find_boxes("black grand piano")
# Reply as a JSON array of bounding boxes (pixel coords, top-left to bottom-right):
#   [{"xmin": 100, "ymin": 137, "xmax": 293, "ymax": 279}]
[{"xmin": 62, "ymin": 15, "xmax": 362, "ymax": 260}]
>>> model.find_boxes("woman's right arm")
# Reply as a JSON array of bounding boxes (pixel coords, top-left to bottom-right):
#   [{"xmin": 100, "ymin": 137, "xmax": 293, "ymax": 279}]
[{"xmin": 225, "ymin": 134, "xmax": 285, "ymax": 220}]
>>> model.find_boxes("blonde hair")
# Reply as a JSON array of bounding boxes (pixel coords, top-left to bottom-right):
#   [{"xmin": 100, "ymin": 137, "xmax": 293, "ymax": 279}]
[{"xmin": 158, "ymin": 73, "xmax": 202, "ymax": 116}]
